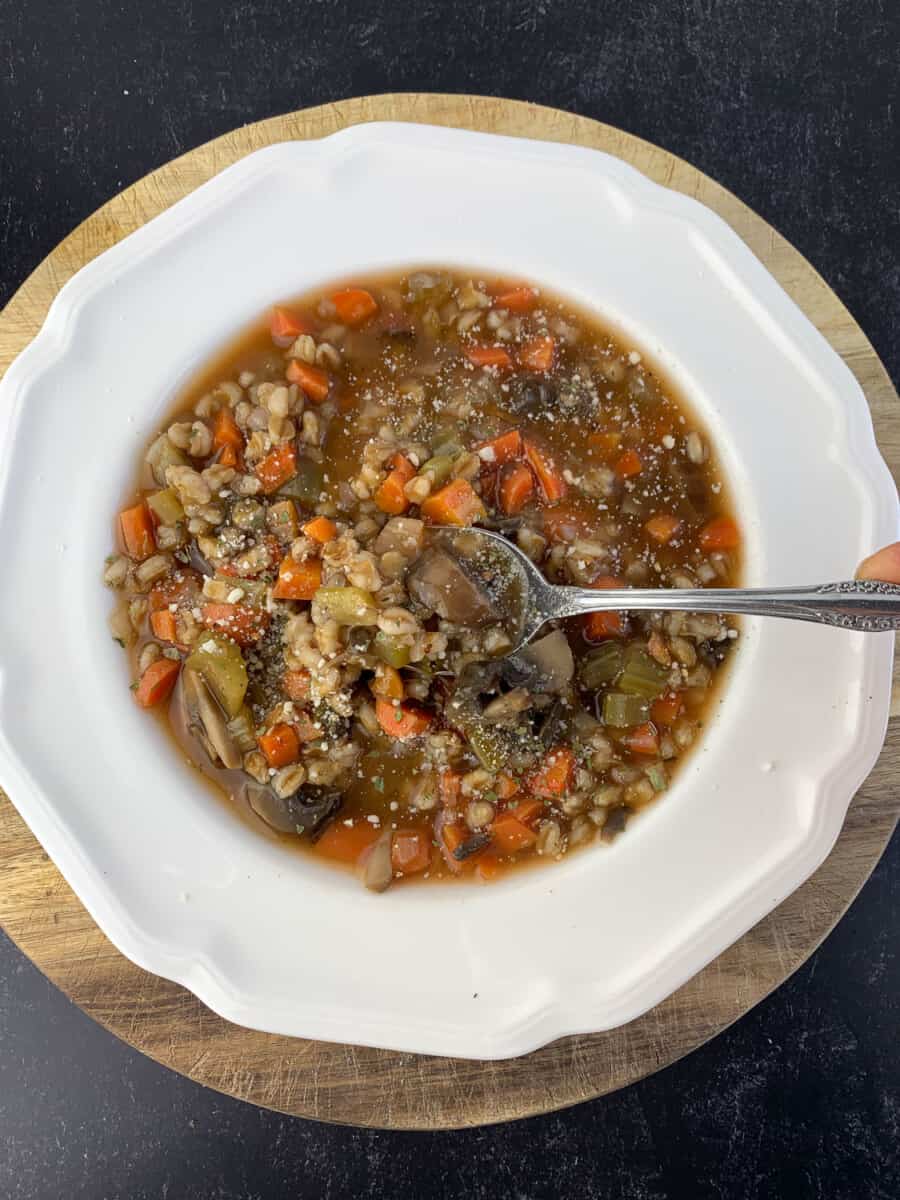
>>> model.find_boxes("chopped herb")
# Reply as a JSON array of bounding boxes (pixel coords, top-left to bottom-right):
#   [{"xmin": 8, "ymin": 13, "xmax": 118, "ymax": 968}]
[
  {"xmin": 373, "ymin": 777, "xmax": 385, "ymax": 793},
  {"xmin": 129, "ymin": 681, "xmax": 139, "ymax": 691},
  {"xmin": 113, "ymin": 636, "xmax": 125, "ymax": 648},
  {"xmin": 483, "ymin": 790, "xmax": 498, "ymax": 803}
]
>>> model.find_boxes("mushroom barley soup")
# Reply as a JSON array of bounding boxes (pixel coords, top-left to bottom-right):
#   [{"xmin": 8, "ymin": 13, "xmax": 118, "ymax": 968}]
[{"xmin": 107, "ymin": 270, "xmax": 741, "ymax": 891}]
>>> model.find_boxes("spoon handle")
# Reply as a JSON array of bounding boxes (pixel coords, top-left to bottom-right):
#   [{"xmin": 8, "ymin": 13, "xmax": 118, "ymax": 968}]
[{"xmin": 554, "ymin": 580, "xmax": 900, "ymax": 632}]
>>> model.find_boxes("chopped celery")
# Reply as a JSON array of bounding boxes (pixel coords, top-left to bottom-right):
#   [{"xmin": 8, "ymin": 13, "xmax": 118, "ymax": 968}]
[
  {"xmin": 147, "ymin": 487, "xmax": 184, "ymax": 526},
  {"xmin": 602, "ymin": 692, "xmax": 649, "ymax": 728},
  {"xmin": 420, "ymin": 455, "xmax": 455, "ymax": 487},
  {"xmin": 186, "ymin": 632, "xmax": 248, "ymax": 717},
  {"xmin": 617, "ymin": 645, "xmax": 667, "ymax": 699},
  {"xmin": 373, "ymin": 631, "xmax": 411, "ymax": 668},
  {"xmin": 266, "ymin": 499, "xmax": 299, "ymax": 541},
  {"xmin": 278, "ymin": 458, "xmax": 324, "ymax": 508},
  {"xmin": 313, "ymin": 586, "xmax": 379, "ymax": 626},
  {"xmin": 452, "ymin": 698, "xmax": 511, "ymax": 771},
  {"xmin": 645, "ymin": 762, "xmax": 668, "ymax": 792},
  {"xmin": 579, "ymin": 643, "xmax": 624, "ymax": 689},
  {"xmin": 432, "ymin": 438, "xmax": 463, "ymax": 460},
  {"xmin": 231, "ymin": 497, "xmax": 267, "ymax": 533},
  {"xmin": 214, "ymin": 576, "xmax": 267, "ymax": 607}
]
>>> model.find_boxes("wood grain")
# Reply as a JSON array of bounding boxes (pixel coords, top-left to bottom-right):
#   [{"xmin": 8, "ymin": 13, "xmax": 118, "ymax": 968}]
[{"xmin": 0, "ymin": 94, "xmax": 897, "ymax": 1130}]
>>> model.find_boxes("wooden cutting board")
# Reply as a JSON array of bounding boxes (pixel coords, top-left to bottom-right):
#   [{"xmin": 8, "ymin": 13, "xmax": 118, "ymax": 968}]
[{"xmin": 1, "ymin": 94, "xmax": 898, "ymax": 1130}]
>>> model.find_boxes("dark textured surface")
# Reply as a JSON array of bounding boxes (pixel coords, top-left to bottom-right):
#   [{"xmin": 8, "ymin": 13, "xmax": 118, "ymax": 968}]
[{"xmin": 1, "ymin": 0, "xmax": 898, "ymax": 1196}]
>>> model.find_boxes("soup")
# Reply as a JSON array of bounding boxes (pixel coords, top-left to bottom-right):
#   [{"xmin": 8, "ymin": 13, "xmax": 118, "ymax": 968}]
[{"xmin": 105, "ymin": 269, "xmax": 741, "ymax": 890}]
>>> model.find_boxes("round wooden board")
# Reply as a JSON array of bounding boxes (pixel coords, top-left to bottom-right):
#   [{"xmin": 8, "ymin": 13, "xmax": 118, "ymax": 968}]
[{"xmin": 1, "ymin": 95, "xmax": 898, "ymax": 1130}]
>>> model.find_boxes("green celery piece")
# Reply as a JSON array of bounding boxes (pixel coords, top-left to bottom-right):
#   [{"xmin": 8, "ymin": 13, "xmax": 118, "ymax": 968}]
[
  {"xmin": 373, "ymin": 631, "xmax": 411, "ymax": 668},
  {"xmin": 185, "ymin": 632, "xmax": 248, "ymax": 717},
  {"xmin": 602, "ymin": 692, "xmax": 650, "ymax": 728},
  {"xmin": 313, "ymin": 586, "xmax": 379, "ymax": 626},
  {"xmin": 579, "ymin": 643, "xmax": 624, "ymax": 689},
  {"xmin": 147, "ymin": 487, "xmax": 184, "ymax": 526}
]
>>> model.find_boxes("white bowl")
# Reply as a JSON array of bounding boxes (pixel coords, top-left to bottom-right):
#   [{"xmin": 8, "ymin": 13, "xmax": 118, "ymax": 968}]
[{"xmin": 0, "ymin": 123, "xmax": 895, "ymax": 1059}]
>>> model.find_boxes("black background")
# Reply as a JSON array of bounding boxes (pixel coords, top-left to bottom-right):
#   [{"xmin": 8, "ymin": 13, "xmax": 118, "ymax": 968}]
[{"xmin": 1, "ymin": 2, "xmax": 898, "ymax": 1197}]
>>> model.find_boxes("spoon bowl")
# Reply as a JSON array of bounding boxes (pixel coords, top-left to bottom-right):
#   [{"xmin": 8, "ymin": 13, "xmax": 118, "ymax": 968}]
[{"xmin": 446, "ymin": 527, "xmax": 900, "ymax": 647}]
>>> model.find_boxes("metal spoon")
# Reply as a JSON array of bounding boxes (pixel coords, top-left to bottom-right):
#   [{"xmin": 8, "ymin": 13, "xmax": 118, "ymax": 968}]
[{"xmin": 458, "ymin": 528, "xmax": 900, "ymax": 651}]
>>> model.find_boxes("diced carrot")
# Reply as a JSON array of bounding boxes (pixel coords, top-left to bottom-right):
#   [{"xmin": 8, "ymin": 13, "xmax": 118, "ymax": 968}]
[
  {"xmin": 331, "ymin": 288, "xmax": 379, "ymax": 327},
  {"xmin": 651, "ymin": 692, "xmax": 684, "ymax": 726},
  {"xmin": 699, "ymin": 515, "xmax": 741, "ymax": 551},
  {"xmin": 255, "ymin": 443, "xmax": 298, "ymax": 494},
  {"xmin": 272, "ymin": 557, "xmax": 322, "ymax": 601},
  {"xmin": 218, "ymin": 444, "xmax": 240, "ymax": 469},
  {"xmin": 476, "ymin": 429, "xmax": 522, "ymax": 467},
  {"xmin": 270, "ymin": 306, "xmax": 313, "ymax": 340},
  {"xmin": 211, "ymin": 406, "xmax": 244, "ymax": 453},
  {"xmin": 587, "ymin": 431, "xmax": 622, "ymax": 457},
  {"xmin": 439, "ymin": 771, "xmax": 462, "ymax": 808},
  {"xmin": 498, "ymin": 462, "xmax": 535, "ymax": 516},
  {"xmin": 200, "ymin": 603, "xmax": 270, "ymax": 647},
  {"xmin": 622, "ymin": 722, "xmax": 660, "ymax": 756},
  {"xmin": 542, "ymin": 504, "xmax": 594, "ymax": 542},
  {"xmin": 489, "ymin": 813, "xmax": 537, "ymax": 855},
  {"xmin": 420, "ymin": 478, "xmax": 486, "ymax": 527},
  {"xmin": 374, "ymin": 454, "xmax": 416, "ymax": 516},
  {"xmin": 584, "ymin": 575, "xmax": 626, "ymax": 641},
  {"xmin": 258, "ymin": 722, "xmax": 300, "ymax": 768},
  {"xmin": 374, "ymin": 474, "xmax": 409, "ymax": 516},
  {"xmin": 475, "ymin": 849, "xmax": 502, "ymax": 882},
  {"xmin": 370, "ymin": 663, "xmax": 404, "ymax": 701},
  {"xmin": 283, "ymin": 669, "xmax": 312, "ymax": 702},
  {"xmin": 375, "ymin": 698, "xmax": 433, "ymax": 740},
  {"xmin": 527, "ymin": 747, "xmax": 574, "ymax": 797},
  {"xmin": 286, "ymin": 359, "xmax": 330, "ymax": 403},
  {"xmin": 493, "ymin": 285, "xmax": 538, "ymax": 313},
  {"xmin": 438, "ymin": 819, "xmax": 490, "ymax": 874},
  {"xmin": 466, "ymin": 345, "xmax": 514, "ymax": 371},
  {"xmin": 509, "ymin": 798, "xmax": 544, "ymax": 826},
  {"xmin": 134, "ymin": 658, "xmax": 180, "ymax": 708},
  {"xmin": 150, "ymin": 610, "xmax": 179, "ymax": 643},
  {"xmin": 495, "ymin": 773, "xmax": 520, "ymax": 800},
  {"xmin": 584, "ymin": 612, "xmax": 624, "ymax": 639},
  {"xmin": 316, "ymin": 820, "xmax": 380, "ymax": 865},
  {"xmin": 614, "ymin": 449, "xmax": 643, "ymax": 478},
  {"xmin": 391, "ymin": 829, "xmax": 432, "ymax": 875},
  {"xmin": 388, "ymin": 452, "xmax": 416, "ymax": 478},
  {"xmin": 149, "ymin": 569, "xmax": 201, "ymax": 613},
  {"xmin": 523, "ymin": 439, "xmax": 567, "ymax": 503},
  {"xmin": 302, "ymin": 515, "xmax": 337, "ymax": 545},
  {"xmin": 439, "ymin": 822, "xmax": 469, "ymax": 873},
  {"xmin": 294, "ymin": 712, "xmax": 322, "ymax": 743},
  {"xmin": 644, "ymin": 513, "xmax": 682, "ymax": 544},
  {"xmin": 119, "ymin": 501, "xmax": 156, "ymax": 561},
  {"xmin": 519, "ymin": 335, "xmax": 555, "ymax": 373}
]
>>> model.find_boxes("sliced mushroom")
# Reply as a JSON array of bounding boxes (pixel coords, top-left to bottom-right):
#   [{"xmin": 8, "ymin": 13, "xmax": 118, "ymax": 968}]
[
  {"xmin": 183, "ymin": 668, "xmax": 242, "ymax": 769},
  {"xmin": 505, "ymin": 375, "xmax": 558, "ymax": 417},
  {"xmin": 502, "ymin": 629, "xmax": 574, "ymax": 695},
  {"xmin": 408, "ymin": 548, "xmax": 497, "ymax": 626},
  {"xmin": 482, "ymin": 688, "xmax": 533, "ymax": 725},
  {"xmin": 361, "ymin": 830, "xmax": 394, "ymax": 892},
  {"xmin": 186, "ymin": 540, "xmax": 215, "ymax": 576},
  {"xmin": 243, "ymin": 781, "xmax": 342, "ymax": 837},
  {"xmin": 373, "ymin": 517, "xmax": 425, "ymax": 558}
]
